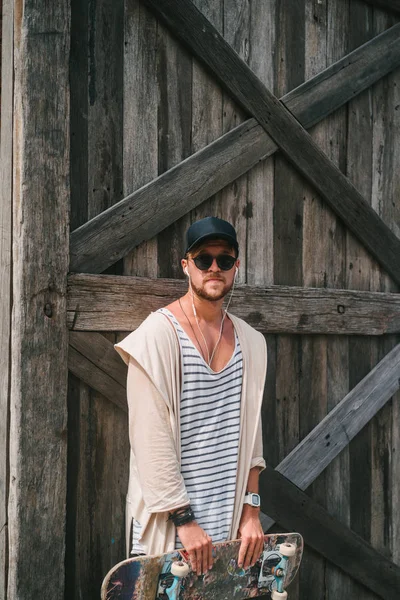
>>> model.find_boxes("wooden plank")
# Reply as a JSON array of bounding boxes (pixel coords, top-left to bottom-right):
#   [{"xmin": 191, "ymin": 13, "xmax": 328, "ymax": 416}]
[
  {"xmin": 68, "ymin": 2, "xmax": 127, "ymax": 598},
  {"xmin": 301, "ymin": 3, "xmax": 341, "ymax": 593},
  {"xmin": 272, "ymin": 8, "xmax": 302, "ymax": 595},
  {"xmin": 123, "ymin": 0, "xmax": 158, "ymax": 277},
  {"xmin": 69, "ymin": 22, "xmax": 400, "ymax": 274},
  {"xmin": 321, "ymin": 4, "xmax": 352, "ymax": 597},
  {"xmin": 140, "ymin": 0, "xmax": 400, "ymax": 285},
  {"xmin": 69, "ymin": 332, "xmax": 127, "ymax": 387},
  {"xmin": 0, "ymin": 0, "xmax": 13, "ymax": 595},
  {"xmin": 156, "ymin": 17, "xmax": 193, "ymax": 280},
  {"xmin": 369, "ymin": 7, "xmax": 400, "ymax": 569},
  {"xmin": 8, "ymin": 1, "xmax": 70, "ymax": 598},
  {"xmin": 219, "ymin": 0, "xmax": 249, "ymax": 284},
  {"xmin": 363, "ymin": 0, "xmax": 400, "ymax": 14},
  {"xmin": 68, "ymin": 345, "xmax": 127, "ymax": 413},
  {"xmin": 277, "ymin": 343, "xmax": 400, "ymax": 491},
  {"xmin": 191, "ymin": 0, "xmax": 224, "ymax": 238},
  {"xmin": 67, "ymin": 273, "xmax": 400, "ymax": 334},
  {"xmin": 246, "ymin": 0, "xmax": 275, "ymax": 287},
  {"xmin": 65, "ymin": 1, "xmax": 90, "ymax": 598},
  {"xmin": 369, "ymin": 8, "xmax": 400, "ymax": 569},
  {"xmin": 346, "ymin": 10, "xmax": 378, "ymax": 600},
  {"xmin": 259, "ymin": 466, "xmax": 400, "ymax": 600}
]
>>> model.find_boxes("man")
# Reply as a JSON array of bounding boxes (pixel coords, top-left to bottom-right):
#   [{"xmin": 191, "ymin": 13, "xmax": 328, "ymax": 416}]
[{"xmin": 115, "ymin": 216, "xmax": 267, "ymax": 577}]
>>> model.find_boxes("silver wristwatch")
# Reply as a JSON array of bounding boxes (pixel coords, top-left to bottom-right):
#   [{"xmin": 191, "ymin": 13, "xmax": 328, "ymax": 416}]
[{"xmin": 243, "ymin": 492, "xmax": 260, "ymax": 507}]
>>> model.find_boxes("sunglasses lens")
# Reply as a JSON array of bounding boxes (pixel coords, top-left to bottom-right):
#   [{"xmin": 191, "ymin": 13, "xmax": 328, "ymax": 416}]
[
  {"xmin": 193, "ymin": 254, "xmax": 213, "ymax": 270},
  {"xmin": 217, "ymin": 255, "xmax": 235, "ymax": 271},
  {"xmin": 193, "ymin": 254, "xmax": 235, "ymax": 271}
]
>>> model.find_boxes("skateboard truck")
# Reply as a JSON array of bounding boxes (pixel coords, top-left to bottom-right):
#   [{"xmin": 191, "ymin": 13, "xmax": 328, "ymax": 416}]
[
  {"xmin": 165, "ymin": 561, "xmax": 190, "ymax": 600},
  {"xmin": 270, "ymin": 543, "xmax": 296, "ymax": 600}
]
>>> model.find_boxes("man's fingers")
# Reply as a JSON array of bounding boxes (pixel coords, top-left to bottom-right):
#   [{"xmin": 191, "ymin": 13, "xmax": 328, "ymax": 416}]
[
  {"xmin": 249, "ymin": 535, "xmax": 264, "ymax": 567},
  {"xmin": 207, "ymin": 537, "xmax": 213, "ymax": 570},
  {"xmin": 244, "ymin": 538, "xmax": 257, "ymax": 569},
  {"xmin": 189, "ymin": 548, "xmax": 197, "ymax": 574},
  {"xmin": 195, "ymin": 546, "xmax": 203, "ymax": 576},
  {"xmin": 238, "ymin": 538, "xmax": 249, "ymax": 568}
]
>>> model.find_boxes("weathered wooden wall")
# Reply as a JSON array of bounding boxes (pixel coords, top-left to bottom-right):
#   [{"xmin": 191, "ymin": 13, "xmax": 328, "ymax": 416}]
[{"xmin": 64, "ymin": 0, "xmax": 400, "ymax": 598}]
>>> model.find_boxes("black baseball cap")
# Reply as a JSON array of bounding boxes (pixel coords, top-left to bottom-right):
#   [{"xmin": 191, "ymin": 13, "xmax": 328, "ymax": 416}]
[{"xmin": 185, "ymin": 217, "xmax": 239, "ymax": 256}]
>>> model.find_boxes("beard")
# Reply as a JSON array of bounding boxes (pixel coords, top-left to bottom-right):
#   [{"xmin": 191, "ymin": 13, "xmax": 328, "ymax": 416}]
[{"xmin": 190, "ymin": 277, "xmax": 233, "ymax": 302}]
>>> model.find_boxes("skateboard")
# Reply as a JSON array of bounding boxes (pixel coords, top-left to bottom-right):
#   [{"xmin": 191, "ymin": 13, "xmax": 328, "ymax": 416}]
[{"xmin": 101, "ymin": 533, "xmax": 303, "ymax": 600}]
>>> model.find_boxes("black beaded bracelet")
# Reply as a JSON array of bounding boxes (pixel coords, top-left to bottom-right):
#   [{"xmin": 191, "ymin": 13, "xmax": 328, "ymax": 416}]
[{"xmin": 168, "ymin": 505, "xmax": 196, "ymax": 527}]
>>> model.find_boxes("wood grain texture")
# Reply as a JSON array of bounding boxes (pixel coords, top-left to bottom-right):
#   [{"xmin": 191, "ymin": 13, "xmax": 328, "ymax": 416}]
[
  {"xmin": 246, "ymin": 0, "xmax": 275, "ymax": 287},
  {"xmin": 8, "ymin": 1, "xmax": 70, "ymax": 598},
  {"xmin": 318, "ymin": 4, "xmax": 352, "ymax": 597},
  {"xmin": 300, "ymin": 4, "xmax": 342, "ymax": 594},
  {"xmin": 0, "ymin": 0, "xmax": 13, "ymax": 595},
  {"xmin": 122, "ymin": 0, "xmax": 158, "ymax": 277},
  {"xmin": 277, "ymin": 343, "xmax": 400, "ymax": 491},
  {"xmin": 67, "ymin": 273, "xmax": 400, "ymax": 334},
  {"xmin": 260, "ymin": 466, "xmax": 400, "ymax": 600},
  {"xmin": 65, "ymin": 1, "xmax": 90, "ymax": 597},
  {"xmin": 346, "ymin": 9, "xmax": 383, "ymax": 600},
  {"xmin": 140, "ymin": 0, "xmax": 400, "ymax": 285},
  {"xmin": 68, "ymin": 345, "xmax": 127, "ymax": 412},
  {"xmin": 363, "ymin": 0, "xmax": 400, "ymax": 14},
  {"xmin": 156, "ymin": 18, "xmax": 193, "ymax": 280},
  {"xmin": 69, "ymin": 21, "xmax": 400, "ymax": 274},
  {"xmin": 66, "ymin": 3, "xmax": 127, "ymax": 599}
]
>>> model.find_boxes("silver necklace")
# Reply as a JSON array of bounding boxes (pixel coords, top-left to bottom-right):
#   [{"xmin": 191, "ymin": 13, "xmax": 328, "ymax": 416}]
[
  {"xmin": 178, "ymin": 298, "xmax": 208, "ymax": 362},
  {"xmin": 189, "ymin": 291, "xmax": 226, "ymax": 366}
]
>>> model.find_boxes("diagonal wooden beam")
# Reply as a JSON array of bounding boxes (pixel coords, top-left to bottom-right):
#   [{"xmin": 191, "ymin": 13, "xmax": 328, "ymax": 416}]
[
  {"xmin": 140, "ymin": 0, "xmax": 400, "ymax": 285},
  {"xmin": 68, "ymin": 332, "xmax": 127, "ymax": 412},
  {"xmin": 260, "ymin": 466, "xmax": 400, "ymax": 600},
  {"xmin": 67, "ymin": 273, "xmax": 400, "ymax": 335},
  {"xmin": 69, "ymin": 23, "xmax": 400, "ymax": 274},
  {"xmin": 363, "ymin": 0, "xmax": 400, "ymax": 15},
  {"xmin": 263, "ymin": 343, "xmax": 400, "ymax": 528}
]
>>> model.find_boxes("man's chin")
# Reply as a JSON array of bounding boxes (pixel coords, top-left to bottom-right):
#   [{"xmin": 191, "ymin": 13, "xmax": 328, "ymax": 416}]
[{"xmin": 194, "ymin": 283, "xmax": 231, "ymax": 302}]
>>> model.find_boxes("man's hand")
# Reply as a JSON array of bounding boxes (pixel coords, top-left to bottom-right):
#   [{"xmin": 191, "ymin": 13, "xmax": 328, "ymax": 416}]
[
  {"xmin": 237, "ymin": 506, "xmax": 264, "ymax": 570},
  {"xmin": 177, "ymin": 521, "xmax": 213, "ymax": 576}
]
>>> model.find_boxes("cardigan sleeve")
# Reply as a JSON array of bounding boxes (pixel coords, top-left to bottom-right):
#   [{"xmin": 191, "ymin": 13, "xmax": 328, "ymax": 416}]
[{"xmin": 126, "ymin": 357, "xmax": 190, "ymax": 513}]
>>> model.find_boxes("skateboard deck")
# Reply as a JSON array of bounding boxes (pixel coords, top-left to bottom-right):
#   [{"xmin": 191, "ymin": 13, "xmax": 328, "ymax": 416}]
[{"xmin": 101, "ymin": 533, "xmax": 303, "ymax": 600}]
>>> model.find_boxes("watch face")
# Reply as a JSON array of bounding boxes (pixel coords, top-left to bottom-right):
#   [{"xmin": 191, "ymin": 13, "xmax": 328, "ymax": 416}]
[{"xmin": 252, "ymin": 494, "xmax": 260, "ymax": 507}]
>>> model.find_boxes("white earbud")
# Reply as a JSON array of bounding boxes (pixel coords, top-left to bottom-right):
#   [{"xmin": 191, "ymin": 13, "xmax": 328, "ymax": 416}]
[
  {"xmin": 184, "ymin": 267, "xmax": 189, "ymax": 276},
  {"xmin": 234, "ymin": 267, "xmax": 238, "ymax": 279}
]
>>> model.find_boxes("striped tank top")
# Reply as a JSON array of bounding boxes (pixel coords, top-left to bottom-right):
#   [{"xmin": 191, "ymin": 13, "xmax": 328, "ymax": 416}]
[{"xmin": 159, "ymin": 308, "xmax": 243, "ymax": 547}]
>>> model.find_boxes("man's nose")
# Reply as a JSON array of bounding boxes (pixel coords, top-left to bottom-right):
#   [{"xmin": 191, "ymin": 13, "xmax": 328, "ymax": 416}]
[{"xmin": 209, "ymin": 258, "xmax": 220, "ymax": 271}]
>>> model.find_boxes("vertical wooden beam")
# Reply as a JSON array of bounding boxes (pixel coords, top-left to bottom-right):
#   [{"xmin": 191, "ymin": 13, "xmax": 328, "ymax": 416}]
[
  {"xmin": 191, "ymin": 0, "xmax": 223, "ymax": 243},
  {"xmin": 370, "ymin": 6, "xmax": 400, "ymax": 570},
  {"xmin": 0, "ymin": 1, "xmax": 13, "ymax": 596},
  {"xmin": 156, "ymin": 12, "xmax": 192, "ymax": 278},
  {"xmin": 123, "ymin": 0, "xmax": 158, "ymax": 278},
  {"xmin": 65, "ymin": 1, "xmax": 89, "ymax": 596},
  {"xmin": 66, "ymin": 1, "xmax": 126, "ymax": 598},
  {"xmin": 8, "ymin": 1, "xmax": 70, "ymax": 598},
  {"xmin": 247, "ymin": 0, "xmax": 275, "ymax": 287},
  {"xmin": 346, "ymin": 5, "xmax": 382, "ymax": 600}
]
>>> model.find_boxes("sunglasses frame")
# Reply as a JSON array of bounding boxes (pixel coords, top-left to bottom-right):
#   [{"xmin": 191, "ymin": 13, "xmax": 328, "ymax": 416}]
[{"xmin": 191, "ymin": 253, "xmax": 236, "ymax": 271}]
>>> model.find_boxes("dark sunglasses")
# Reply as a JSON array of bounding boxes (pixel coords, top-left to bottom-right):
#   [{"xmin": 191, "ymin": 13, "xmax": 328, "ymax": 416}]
[{"xmin": 191, "ymin": 253, "xmax": 236, "ymax": 271}]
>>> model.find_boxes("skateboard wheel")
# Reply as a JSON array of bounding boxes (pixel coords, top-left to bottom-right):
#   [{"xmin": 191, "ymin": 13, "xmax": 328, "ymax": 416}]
[
  {"xmin": 278, "ymin": 543, "xmax": 296, "ymax": 557},
  {"xmin": 171, "ymin": 561, "xmax": 190, "ymax": 577},
  {"xmin": 271, "ymin": 591, "xmax": 288, "ymax": 600}
]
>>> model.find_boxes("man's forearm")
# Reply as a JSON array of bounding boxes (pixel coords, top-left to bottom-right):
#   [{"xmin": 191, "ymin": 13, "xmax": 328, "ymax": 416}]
[{"xmin": 246, "ymin": 466, "xmax": 261, "ymax": 495}]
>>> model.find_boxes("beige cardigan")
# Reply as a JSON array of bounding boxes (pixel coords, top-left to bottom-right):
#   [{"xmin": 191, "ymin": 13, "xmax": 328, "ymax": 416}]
[{"xmin": 114, "ymin": 311, "xmax": 267, "ymax": 557}]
